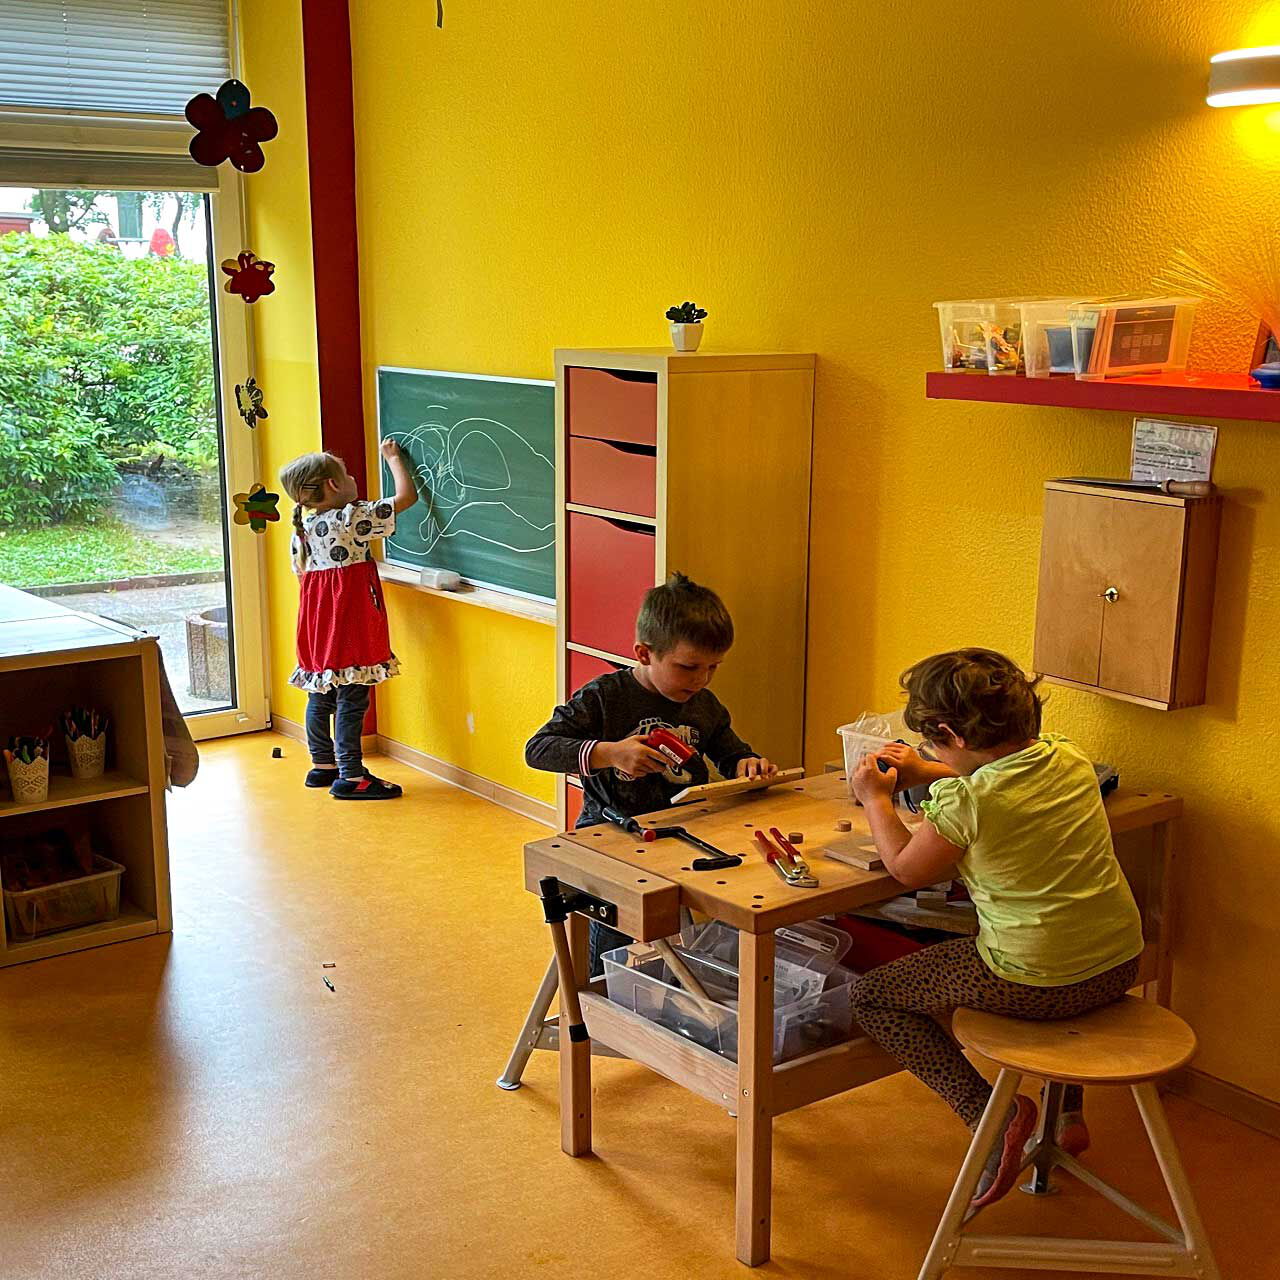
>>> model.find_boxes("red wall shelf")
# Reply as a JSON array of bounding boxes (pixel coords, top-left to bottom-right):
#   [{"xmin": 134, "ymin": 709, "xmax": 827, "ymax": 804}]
[{"xmin": 925, "ymin": 370, "xmax": 1280, "ymax": 423}]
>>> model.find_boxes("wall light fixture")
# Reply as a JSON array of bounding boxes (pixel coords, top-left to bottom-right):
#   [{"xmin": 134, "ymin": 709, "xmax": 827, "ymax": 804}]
[{"xmin": 1208, "ymin": 46, "xmax": 1280, "ymax": 107}]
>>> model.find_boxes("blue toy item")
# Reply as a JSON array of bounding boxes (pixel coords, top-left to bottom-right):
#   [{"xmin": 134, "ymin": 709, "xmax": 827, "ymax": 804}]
[{"xmin": 1250, "ymin": 362, "xmax": 1280, "ymax": 389}]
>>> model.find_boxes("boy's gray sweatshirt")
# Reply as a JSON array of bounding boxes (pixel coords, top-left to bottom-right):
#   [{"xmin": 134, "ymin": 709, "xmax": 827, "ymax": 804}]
[{"xmin": 525, "ymin": 668, "xmax": 755, "ymax": 827}]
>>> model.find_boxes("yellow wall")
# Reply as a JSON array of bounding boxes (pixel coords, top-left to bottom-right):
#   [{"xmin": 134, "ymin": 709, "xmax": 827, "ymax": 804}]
[
  {"xmin": 241, "ymin": 0, "xmax": 322, "ymax": 730},
  {"xmin": 249, "ymin": 0, "xmax": 1280, "ymax": 1100}
]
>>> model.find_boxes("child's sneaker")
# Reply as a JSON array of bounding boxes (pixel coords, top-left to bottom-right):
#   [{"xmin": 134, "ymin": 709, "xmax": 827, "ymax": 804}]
[
  {"xmin": 305, "ymin": 767, "xmax": 340, "ymax": 788},
  {"xmin": 971, "ymin": 1094, "xmax": 1038, "ymax": 1210},
  {"xmin": 1056, "ymin": 1110, "xmax": 1090, "ymax": 1157},
  {"xmin": 330, "ymin": 774, "xmax": 402, "ymax": 800}
]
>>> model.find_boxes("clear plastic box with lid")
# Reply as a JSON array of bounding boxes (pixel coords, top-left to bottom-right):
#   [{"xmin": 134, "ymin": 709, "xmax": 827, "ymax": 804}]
[
  {"xmin": 1017, "ymin": 298, "xmax": 1094, "ymax": 378},
  {"xmin": 1068, "ymin": 296, "xmax": 1199, "ymax": 381},
  {"xmin": 934, "ymin": 299, "xmax": 1023, "ymax": 375}
]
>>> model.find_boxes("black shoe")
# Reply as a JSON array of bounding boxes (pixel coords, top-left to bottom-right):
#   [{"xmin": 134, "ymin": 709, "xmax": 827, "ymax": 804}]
[
  {"xmin": 330, "ymin": 774, "xmax": 402, "ymax": 800},
  {"xmin": 306, "ymin": 767, "xmax": 340, "ymax": 788}
]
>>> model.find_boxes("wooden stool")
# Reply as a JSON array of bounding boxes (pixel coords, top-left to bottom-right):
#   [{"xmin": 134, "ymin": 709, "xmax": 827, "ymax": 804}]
[{"xmin": 919, "ymin": 996, "xmax": 1221, "ymax": 1280}]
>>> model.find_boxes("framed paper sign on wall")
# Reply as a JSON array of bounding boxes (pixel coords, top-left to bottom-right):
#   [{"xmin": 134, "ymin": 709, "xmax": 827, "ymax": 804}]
[{"xmin": 376, "ymin": 367, "xmax": 556, "ymax": 602}]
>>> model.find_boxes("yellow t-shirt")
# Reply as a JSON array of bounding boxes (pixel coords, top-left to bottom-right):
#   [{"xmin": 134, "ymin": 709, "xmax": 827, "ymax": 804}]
[{"xmin": 920, "ymin": 734, "xmax": 1143, "ymax": 987}]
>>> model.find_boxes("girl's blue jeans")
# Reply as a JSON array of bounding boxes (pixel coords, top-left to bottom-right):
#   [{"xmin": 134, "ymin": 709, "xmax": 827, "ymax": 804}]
[{"xmin": 305, "ymin": 684, "xmax": 371, "ymax": 780}]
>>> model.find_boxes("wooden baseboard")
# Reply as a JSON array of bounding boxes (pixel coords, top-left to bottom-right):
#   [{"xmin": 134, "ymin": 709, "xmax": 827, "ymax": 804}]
[
  {"xmin": 269, "ymin": 713, "xmax": 555, "ymax": 827},
  {"xmin": 373, "ymin": 734, "xmax": 555, "ymax": 826},
  {"xmin": 1166, "ymin": 1067, "xmax": 1280, "ymax": 1140},
  {"xmin": 269, "ymin": 713, "xmax": 378, "ymax": 754}
]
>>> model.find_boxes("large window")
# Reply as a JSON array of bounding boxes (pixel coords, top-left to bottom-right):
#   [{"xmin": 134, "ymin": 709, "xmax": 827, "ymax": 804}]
[
  {"xmin": 0, "ymin": 2, "xmax": 268, "ymax": 737},
  {"xmin": 0, "ymin": 185, "xmax": 237, "ymax": 715}
]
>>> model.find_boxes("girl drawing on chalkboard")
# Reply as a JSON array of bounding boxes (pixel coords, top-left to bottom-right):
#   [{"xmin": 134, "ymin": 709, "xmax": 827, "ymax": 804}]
[{"xmin": 279, "ymin": 441, "xmax": 419, "ymax": 799}]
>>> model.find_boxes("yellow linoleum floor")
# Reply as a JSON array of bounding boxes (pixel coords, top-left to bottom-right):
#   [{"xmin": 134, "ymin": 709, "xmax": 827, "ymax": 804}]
[{"xmin": 0, "ymin": 732, "xmax": 1270, "ymax": 1279}]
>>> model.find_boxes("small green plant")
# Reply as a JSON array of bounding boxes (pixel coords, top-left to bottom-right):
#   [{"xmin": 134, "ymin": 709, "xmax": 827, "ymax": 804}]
[{"xmin": 665, "ymin": 301, "xmax": 707, "ymax": 324}]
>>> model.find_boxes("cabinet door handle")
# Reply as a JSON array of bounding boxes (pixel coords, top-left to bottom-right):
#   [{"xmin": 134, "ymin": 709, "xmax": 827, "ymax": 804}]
[{"xmin": 1100, "ymin": 587, "xmax": 1120, "ymax": 603}]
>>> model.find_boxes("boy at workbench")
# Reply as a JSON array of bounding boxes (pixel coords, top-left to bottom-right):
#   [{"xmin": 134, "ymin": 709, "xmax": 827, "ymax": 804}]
[
  {"xmin": 849, "ymin": 648, "xmax": 1143, "ymax": 1211},
  {"xmin": 525, "ymin": 573, "xmax": 777, "ymax": 971}
]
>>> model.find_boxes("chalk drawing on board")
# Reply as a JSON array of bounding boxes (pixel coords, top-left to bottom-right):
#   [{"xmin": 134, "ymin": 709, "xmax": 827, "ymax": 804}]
[
  {"xmin": 377, "ymin": 367, "xmax": 555, "ymax": 600},
  {"xmin": 384, "ymin": 410, "xmax": 554, "ymax": 561}
]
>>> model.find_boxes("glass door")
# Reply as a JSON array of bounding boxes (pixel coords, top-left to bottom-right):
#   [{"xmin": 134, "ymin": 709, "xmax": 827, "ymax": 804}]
[{"xmin": 0, "ymin": 172, "xmax": 266, "ymax": 737}]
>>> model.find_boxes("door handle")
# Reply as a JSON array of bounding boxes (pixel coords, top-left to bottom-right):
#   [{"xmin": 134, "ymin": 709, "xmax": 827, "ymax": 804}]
[{"xmin": 1100, "ymin": 587, "xmax": 1120, "ymax": 603}]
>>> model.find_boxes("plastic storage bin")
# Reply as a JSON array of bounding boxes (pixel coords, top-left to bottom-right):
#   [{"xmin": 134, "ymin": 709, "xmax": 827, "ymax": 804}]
[
  {"xmin": 934, "ymin": 299, "xmax": 1023, "ymax": 375},
  {"xmin": 1017, "ymin": 299, "xmax": 1093, "ymax": 378},
  {"xmin": 2, "ymin": 854, "xmax": 124, "ymax": 940},
  {"xmin": 681, "ymin": 919, "xmax": 853, "ymax": 986},
  {"xmin": 1069, "ymin": 297, "xmax": 1199, "ymax": 381},
  {"xmin": 602, "ymin": 942, "xmax": 857, "ymax": 1064}
]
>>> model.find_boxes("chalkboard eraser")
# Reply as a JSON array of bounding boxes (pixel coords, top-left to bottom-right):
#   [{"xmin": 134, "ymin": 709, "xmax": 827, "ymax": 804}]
[{"xmin": 420, "ymin": 567, "xmax": 463, "ymax": 591}]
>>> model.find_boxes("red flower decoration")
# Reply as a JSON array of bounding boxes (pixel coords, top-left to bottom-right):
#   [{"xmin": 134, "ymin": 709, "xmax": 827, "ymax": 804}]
[
  {"xmin": 186, "ymin": 79, "xmax": 278, "ymax": 174},
  {"xmin": 221, "ymin": 251, "xmax": 276, "ymax": 303}
]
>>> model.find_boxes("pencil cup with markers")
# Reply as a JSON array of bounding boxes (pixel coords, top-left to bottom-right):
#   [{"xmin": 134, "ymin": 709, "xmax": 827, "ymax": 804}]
[
  {"xmin": 4, "ymin": 735, "xmax": 51, "ymax": 804},
  {"xmin": 63, "ymin": 707, "xmax": 108, "ymax": 780}
]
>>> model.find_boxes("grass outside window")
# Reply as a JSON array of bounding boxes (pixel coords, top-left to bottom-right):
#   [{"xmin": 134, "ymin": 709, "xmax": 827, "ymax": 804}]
[{"xmin": 0, "ymin": 520, "xmax": 223, "ymax": 589}]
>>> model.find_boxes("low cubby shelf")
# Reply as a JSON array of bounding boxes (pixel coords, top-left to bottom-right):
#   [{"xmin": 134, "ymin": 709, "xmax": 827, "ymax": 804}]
[
  {"xmin": 0, "ymin": 769, "xmax": 149, "ymax": 820},
  {"xmin": 0, "ymin": 586, "xmax": 171, "ymax": 968}
]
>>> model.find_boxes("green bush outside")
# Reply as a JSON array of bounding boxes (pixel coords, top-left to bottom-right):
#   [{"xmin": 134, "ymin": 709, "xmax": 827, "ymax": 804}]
[{"xmin": 0, "ymin": 232, "xmax": 216, "ymax": 529}]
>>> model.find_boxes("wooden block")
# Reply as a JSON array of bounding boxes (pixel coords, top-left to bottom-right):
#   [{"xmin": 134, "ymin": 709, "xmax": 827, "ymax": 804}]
[
  {"xmin": 823, "ymin": 846, "xmax": 885, "ymax": 872},
  {"xmin": 835, "ymin": 819, "xmax": 852, "ymax": 833},
  {"xmin": 668, "ymin": 766, "xmax": 804, "ymax": 806},
  {"xmin": 787, "ymin": 832, "xmax": 803, "ymax": 844},
  {"xmin": 820, "ymin": 832, "xmax": 885, "ymax": 871}
]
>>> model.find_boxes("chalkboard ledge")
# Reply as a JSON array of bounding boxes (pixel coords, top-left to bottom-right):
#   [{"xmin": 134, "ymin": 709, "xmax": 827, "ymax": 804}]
[{"xmin": 378, "ymin": 560, "xmax": 556, "ymax": 627}]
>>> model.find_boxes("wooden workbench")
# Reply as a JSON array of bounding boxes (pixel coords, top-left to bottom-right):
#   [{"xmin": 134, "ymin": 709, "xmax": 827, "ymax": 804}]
[{"xmin": 522, "ymin": 770, "xmax": 1181, "ymax": 1266}]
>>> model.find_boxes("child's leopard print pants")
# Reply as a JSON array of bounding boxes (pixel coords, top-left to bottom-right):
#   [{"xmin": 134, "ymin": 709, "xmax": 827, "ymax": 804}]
[{"xmin": 851, "ymin": 937, "xmax": 1140, "ymax": 1128}]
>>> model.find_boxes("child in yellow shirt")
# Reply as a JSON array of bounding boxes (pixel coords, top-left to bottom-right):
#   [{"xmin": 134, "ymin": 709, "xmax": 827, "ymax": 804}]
[{"xmin": 850, "ymin": 648, "xmax": 1142, "ymax": 1209}]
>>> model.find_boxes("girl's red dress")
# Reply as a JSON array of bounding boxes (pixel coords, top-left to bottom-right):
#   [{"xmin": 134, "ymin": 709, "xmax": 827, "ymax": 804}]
[{"xmin": 289, "ymin": 499, "xmax": 400, "ymax": 693}]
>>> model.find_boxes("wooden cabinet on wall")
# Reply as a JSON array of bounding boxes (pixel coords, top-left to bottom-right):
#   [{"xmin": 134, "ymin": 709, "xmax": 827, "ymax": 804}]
[
  {"xmin": 1033, "ymin": 481, "xmax": 1222, "ymax": 710},
  {"xmin": 554, "ymin": 348, "xmax": 815, "ymax": 828}
]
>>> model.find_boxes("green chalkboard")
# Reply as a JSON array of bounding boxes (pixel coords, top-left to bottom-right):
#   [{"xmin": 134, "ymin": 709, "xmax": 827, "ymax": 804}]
[{"xmin": 376, "ymin": 367, "xmax": 556, "ymax": 601}]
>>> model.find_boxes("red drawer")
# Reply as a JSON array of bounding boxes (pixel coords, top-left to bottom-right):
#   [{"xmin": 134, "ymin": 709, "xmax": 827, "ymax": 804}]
[
  {"xmin": 566, "ymin": 367, "xmax": 657, "ymax": 446},
  {"xmin": 568, "ymin": 648, "xmax": 627, "ymax": 696},
  {"xmin": 565, "ymin": 781, "xmax": 585, "ymax": 829},
  {"xmin": 567, "ymin": 511, "xmax": 657, "ymax": 657},
  {"xmin": 568, "ymin": 435, "xmax": 657, "ymax": 518}
]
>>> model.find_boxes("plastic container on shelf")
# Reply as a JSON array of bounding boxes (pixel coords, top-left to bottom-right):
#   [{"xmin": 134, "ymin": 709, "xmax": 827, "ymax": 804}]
[
  {"xmin": 2, "ymin": 854, "xmax": 124, "ymax": 940},
  {"xmin": 4, "ymin": 753, "xmax": 49, "ymax": 804},
  {"xmin": 65, "ymin": 732, "xmax": 106, "ymax": 780},
  {"xmin": 1017, "ymin": 298, "xmax": 1094, "ymax": 378},
  {"xmin": 1068, "ymin": 297, "xmax": 1200, "ymax": 381},
  {"xmin": 602, "ymin": 942, "xmax": 857, "ymax": 1064},
  {"xmin": 933, "ymin": 299, "xmax": 1023, "ymax": 375}
]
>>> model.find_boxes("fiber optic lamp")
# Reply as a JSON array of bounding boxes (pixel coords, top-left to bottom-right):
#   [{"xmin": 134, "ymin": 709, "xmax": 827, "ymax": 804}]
[{"xmin": 1208, "ymin": 46, "xmax": 1280, "ymax": 107}]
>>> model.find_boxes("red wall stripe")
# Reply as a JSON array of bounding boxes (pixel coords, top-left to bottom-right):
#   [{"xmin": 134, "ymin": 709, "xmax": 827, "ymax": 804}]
[{"xmin": 299, "ymin": 0, "xmax": 377, "ymax": 732}]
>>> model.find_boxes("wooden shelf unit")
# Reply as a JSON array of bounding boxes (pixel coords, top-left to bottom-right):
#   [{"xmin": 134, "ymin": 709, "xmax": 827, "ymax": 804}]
[
  {"xmin": 554, "ymin": 348, "xmax": 816, "ymax": 828},
  {"xmin": 0, "ymin": 769, "xmax": 149, "ymax": 820},
  {"xmin": 926, "ymin": 368, "xmax": 1280, "ymax": 422},
  {"xmin": 0, "ymin": 586, "xmax": 171, "ymax": 968}
]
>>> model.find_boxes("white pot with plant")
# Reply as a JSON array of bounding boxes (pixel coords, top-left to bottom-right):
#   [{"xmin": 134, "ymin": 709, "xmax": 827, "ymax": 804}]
[{"xmin": 666, "ymin": 301, "xmax": 707, "ymax": 351}]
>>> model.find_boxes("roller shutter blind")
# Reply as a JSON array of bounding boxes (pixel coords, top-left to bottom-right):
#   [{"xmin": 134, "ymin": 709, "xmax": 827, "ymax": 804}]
[{"xmin": 0, "ymin": 0, "xmax": 230, "ymax": 117}]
